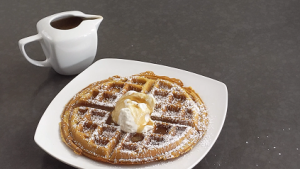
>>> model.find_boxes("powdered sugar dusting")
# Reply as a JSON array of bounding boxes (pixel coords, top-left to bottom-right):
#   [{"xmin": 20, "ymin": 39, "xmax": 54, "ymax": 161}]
[{"xmin": 63, "ymin": 73, "xmax": 209, "ymax": 164}]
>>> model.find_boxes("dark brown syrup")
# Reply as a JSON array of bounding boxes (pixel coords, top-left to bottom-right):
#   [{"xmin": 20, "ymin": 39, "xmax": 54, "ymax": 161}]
[{"xmin": 50, "ymin": 16, "xmax": 97, "ymax": 30}]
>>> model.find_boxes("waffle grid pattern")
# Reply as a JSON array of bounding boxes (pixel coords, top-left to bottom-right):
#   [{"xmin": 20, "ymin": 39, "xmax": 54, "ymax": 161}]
[{"xmin": 60, "ymin": 71, "xmax": 208, "ymax": 164}]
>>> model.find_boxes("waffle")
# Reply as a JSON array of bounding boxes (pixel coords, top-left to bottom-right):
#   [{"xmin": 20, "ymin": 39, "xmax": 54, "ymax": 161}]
[{"xmin": 60, "ymin": 71, "xmax": 209, "ymax": 164}]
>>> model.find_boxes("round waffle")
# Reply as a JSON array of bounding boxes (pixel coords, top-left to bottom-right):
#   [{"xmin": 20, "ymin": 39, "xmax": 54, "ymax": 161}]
[{"xmin": 60, "ymin": 71, "xmax": 209, "ymax": 164}]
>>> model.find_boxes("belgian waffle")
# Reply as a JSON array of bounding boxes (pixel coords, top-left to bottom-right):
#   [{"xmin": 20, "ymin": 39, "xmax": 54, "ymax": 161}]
[{"xmin": 60, "ymin": 71, "xmax": 209, "ymax": 164}]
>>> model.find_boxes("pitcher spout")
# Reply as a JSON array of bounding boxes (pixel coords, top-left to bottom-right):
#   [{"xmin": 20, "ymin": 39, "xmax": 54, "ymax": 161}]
[
  {"xmin": 93, "ymin": 16, "xmax": 103, "ymax": 29},
  {"xmin": 80, "ymin": 13, "xmax": 103, "ymax": 30}
]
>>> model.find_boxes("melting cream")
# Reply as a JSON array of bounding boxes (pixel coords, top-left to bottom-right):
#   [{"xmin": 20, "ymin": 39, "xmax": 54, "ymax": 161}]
[{"xmin": 112, "ymin": 91, "xmax": 156, "ymax": 133}]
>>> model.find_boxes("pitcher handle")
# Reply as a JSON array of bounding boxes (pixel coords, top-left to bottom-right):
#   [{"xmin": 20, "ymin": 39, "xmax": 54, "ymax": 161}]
[{"xmin": 18, "ymin": 34, "xmax": 51, "ymax": 67}]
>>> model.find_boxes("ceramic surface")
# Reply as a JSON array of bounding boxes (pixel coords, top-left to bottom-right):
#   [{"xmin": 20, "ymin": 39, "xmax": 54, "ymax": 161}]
[
  {"xmin": 34, "ymin": 59, "xmax": 228, "ymax": 169},
  {"xmin": 18, "ymin": 11, "xmax": 103, "ymax": 75}
]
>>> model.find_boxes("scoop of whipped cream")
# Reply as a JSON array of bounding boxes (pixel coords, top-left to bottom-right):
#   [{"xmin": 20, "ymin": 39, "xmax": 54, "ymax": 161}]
[{"xmin": 112, "ymin": 91, "xmax": 156, "ymax": 133}]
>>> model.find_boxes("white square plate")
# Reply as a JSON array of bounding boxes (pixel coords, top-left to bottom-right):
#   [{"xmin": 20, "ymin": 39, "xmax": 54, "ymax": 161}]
[{"xmin": 34, "ymin": 58, "xmax": 228, "ymax": 169}]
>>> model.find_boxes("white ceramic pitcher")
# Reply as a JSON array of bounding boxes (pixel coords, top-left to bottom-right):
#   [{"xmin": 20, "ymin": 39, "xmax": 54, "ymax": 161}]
[{"xmin": 19, "ymin": 11, "xmax": 103, "ymax": 75}]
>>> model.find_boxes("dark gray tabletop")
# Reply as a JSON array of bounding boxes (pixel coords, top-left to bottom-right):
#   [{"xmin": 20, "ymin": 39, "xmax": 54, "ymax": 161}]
[{"xmin": 1, "ymin": 0, "xmax": 300, "ymax": 168}]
